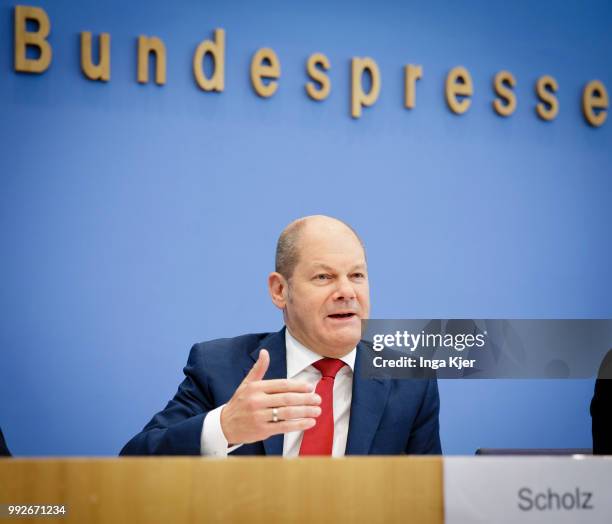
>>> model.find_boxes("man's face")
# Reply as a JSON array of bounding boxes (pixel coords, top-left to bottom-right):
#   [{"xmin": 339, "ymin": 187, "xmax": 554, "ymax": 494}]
[{"xmin": 280, "ymin": 222, "xmax": 370, "ymax": 357}]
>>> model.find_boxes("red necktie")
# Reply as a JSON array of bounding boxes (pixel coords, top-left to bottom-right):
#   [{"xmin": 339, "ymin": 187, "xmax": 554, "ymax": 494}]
[{"xmin": 299, "ymin": 358, "xmax": 346, "ymax": 456}]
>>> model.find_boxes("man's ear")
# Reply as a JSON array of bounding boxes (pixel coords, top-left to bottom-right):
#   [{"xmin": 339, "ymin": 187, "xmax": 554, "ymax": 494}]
[{"xmin": 268, "ymin": 272, "xmax": 288, "ymax": 309}]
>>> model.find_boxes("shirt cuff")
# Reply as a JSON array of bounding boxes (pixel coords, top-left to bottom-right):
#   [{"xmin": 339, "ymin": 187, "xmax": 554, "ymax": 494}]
[{"xmin": 200, "ymin": 404, "xmax": 243, "ymax": 457}]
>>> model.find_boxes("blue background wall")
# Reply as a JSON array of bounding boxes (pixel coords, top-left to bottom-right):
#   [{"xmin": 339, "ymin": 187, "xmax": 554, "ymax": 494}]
[{"xmin": 1, "ymin": 0, "xmax": 610, "ymax": 455}]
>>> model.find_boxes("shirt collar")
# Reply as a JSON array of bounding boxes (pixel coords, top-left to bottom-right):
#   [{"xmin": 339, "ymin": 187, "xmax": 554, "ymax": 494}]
[{"xmin": 285, "ymin": 327, "xmax": 356, "ymax": 379}]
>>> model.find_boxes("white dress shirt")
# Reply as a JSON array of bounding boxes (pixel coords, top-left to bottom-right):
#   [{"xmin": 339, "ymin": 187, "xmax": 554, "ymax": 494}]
[{"xmin": 201, "ymin": 328, "xmax": 355, "ymax": 457}]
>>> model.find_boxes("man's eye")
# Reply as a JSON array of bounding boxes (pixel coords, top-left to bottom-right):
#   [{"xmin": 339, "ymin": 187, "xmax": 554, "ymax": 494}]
[
  {"xmin": 315, "ymin": 274, "xmax": 332, "ymax": 280},
  {"xmin": 352, "ymin": 273, "xmax": 365, "ymax": 279}
]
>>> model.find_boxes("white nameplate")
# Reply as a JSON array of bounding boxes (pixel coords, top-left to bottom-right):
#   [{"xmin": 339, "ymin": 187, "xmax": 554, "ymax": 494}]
[{"xmin": 444, "ymin": 456, "xmax": 612, "ymax": 524}]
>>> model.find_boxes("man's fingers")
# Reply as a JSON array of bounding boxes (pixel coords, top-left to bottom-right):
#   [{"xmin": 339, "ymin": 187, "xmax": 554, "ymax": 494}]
[
  {"xmin": 266, "ymin": 418, "xmax": 316, "ymax": 437},
  {"xmin": 261, "ymin": 392, "xmax": 321, "ymax": 408},
  {"xmin": 243, "ymin": 349, "xmax": 270, "ymax": 384},
  {"xmin": 272, "ymin": 406, "xmax": 321, "ymax": 421},
  {"xmin": 255, "ymin": 378, "xmax": 313, "ymax": 394}
]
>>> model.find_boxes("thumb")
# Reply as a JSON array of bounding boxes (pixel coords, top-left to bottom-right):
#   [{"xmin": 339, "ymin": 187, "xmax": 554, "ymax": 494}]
[{"xmin": 243, "ymin": 349, "xmax": 270, "ymax": 383}]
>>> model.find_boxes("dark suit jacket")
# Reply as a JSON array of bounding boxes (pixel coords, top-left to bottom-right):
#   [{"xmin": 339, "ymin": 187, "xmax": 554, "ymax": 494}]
[
  {"xmin": 121, "ymin": 328, "xmax": 442, "ymax": 456},
  {"xmin": 0, "ymin": 427, "xmax": 11, "ymax": 457},
  {"xmin": 591, "ymin": 349, "xmax": 612, "ymax": 455}
]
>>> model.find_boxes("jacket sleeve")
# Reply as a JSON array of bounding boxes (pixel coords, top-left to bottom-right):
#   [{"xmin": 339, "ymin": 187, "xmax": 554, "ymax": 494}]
[
  {"xmin": 405, "ymin": 379, "xmax": 442, "ymax": 455},
  {"xmin": 120, "ymin": 344, "xmax": 215, "ymax": 456}
]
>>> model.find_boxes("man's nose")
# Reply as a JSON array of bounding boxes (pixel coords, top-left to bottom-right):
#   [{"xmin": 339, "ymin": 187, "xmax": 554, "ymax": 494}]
[{"xmin": 333, "ymin": 277, "xmax": 357, "ymax": 301}]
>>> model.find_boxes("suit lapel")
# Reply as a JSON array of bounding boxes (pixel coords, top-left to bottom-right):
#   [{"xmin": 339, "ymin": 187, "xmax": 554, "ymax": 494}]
[
  {"xmin": 245, "ymin": 328, "xmax": 287, "ymax": 456},
  {"xmin": 244, "ymin": 333, "xmax": 389, "ymax": 456},
  {"xmin": 346, "ymin": 342, "xmax": 391, "ymax": 455}
]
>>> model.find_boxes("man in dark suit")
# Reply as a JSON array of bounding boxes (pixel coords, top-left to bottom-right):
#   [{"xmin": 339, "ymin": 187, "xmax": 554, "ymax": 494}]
[{"xmin": 121, "ymin": 215, "xmax": 441, "ymax": 456}]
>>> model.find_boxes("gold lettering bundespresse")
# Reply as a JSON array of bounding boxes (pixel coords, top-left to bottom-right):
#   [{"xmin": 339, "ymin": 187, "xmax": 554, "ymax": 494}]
[{"xmin": 11, "ymin": 5, "xmax": 609, "ymax": 128}]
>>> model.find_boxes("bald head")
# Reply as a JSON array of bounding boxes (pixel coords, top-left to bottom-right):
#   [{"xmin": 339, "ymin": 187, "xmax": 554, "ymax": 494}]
[{"xmin": 275, "ymin": 215, "xmax": 365, "ymax": 279}]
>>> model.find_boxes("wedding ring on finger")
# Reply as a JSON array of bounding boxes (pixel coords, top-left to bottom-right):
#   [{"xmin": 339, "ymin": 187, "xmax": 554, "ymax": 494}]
[{"xmin": 272, "ymin": 407, "xmax": 279, "ymax": 423}]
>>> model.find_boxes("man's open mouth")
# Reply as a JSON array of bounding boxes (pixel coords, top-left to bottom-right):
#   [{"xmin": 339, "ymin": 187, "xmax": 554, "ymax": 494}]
[{"xmin": 328, "ymin": 313, "xmax": 356, "ymax": 319}]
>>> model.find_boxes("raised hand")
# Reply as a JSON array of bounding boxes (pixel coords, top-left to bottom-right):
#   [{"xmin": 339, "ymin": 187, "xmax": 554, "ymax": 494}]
[{"xmin": 220, "ymin": 349, "xmax": 321, "ymax": 445}]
